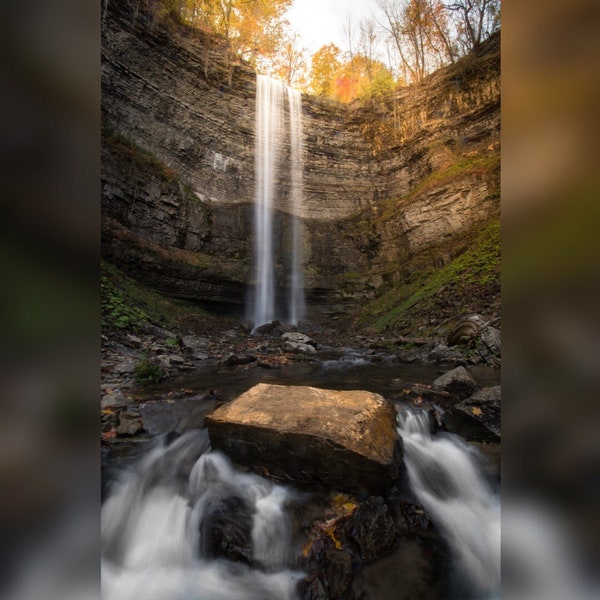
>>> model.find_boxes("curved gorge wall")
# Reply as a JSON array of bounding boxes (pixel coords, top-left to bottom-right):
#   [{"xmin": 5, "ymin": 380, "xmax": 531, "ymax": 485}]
[{"xmin": 101, "ymin": 1, "xmax": 500, "ymax": 320}]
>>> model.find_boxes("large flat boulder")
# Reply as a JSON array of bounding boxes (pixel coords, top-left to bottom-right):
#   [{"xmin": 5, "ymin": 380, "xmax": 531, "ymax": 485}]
[{"xmin": 205, "ymin": 383, "xmax": 401, "ymax": 496}]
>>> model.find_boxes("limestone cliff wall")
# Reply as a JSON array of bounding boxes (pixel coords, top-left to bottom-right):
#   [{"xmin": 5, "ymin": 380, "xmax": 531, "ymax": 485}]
[{"xmin": 101, "ymin": 1, "xmax": 500, "ymax": 318}]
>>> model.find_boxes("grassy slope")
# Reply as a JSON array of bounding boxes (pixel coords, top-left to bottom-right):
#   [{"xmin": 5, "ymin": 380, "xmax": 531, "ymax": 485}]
[
  {"xmin": 355, "ymin": 218, "xmax": 500, "ymax": 335},
  {"xmin": 101, "ymin": 261, "xmax": 236, "ymax": 336}
]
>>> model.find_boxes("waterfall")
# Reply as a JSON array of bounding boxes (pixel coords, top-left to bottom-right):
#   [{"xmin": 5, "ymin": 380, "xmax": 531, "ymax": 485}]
[
  {"xmin": 101, "ymin": 431, "xmax": 302, "ymax": 600},
  {"xmin": 287, "ymin": 86, "xmax": 305, "ymax": 325},
  {"xmin": 397, "ymin": 409, "xmax": 501, "ymax": 599},
  {"xmin": 252, "ymin": 75, "xmax": 305, "ymax": 328}
]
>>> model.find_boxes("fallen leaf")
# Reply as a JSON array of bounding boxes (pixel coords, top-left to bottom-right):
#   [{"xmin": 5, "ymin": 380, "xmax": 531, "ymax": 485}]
[
  {"xmin": 102, "ymin": 429, "xmax": 116, "ymax": 440},
  {"xmin": 471, "ymin": 406, "xmax": 483, "ymax": 416}
]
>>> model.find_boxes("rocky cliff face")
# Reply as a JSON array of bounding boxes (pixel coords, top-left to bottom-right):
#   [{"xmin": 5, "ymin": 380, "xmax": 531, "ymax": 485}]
[{"xmin": 101, "ymin": 0, "xmax": 500, "ymax": 322}]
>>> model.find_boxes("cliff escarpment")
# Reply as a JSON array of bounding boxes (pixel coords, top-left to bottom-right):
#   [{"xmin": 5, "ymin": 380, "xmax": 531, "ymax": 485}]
[{"xmin": 102, "ymin": 0, "xmax": 500, "ymax": 329}]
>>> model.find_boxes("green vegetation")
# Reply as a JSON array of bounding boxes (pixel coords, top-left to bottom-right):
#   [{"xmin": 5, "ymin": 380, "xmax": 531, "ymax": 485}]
[
  {"xmin": 357, "ymin": 219, "xmax": 500, "ymax": 332},
  {"xmin": 101, "ymin": 265, "xmax": 149, "ymax": 331},
  {"xmin": 134, "ymin": 355, "xmax": 166, "ymax": 386},
  {"xmin": 101, "ymin": 261, "xmax": 213, "ymax": 334}
]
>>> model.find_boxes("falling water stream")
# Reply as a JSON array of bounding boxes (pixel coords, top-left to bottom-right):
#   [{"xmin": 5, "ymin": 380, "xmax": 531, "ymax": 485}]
[
  {"xmin": 397, "ymin": 409, "xmax": 501, "ymax": 599},
  {"xmin": 252, "ymin": 75, "xmax": 305, "ymax": 328},
  {"xmin": 101, "ymin": 430, "xmax": 303, "ymax": 600}
]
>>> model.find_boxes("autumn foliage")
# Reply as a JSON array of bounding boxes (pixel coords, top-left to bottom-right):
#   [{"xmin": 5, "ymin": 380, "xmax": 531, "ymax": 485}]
[{"xmin": 126, "ymin": 0, "xmax": 499, "ymax": 100}]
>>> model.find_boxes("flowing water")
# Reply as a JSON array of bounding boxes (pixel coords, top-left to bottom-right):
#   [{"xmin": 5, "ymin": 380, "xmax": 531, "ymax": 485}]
[
  {"xmin": 252, "ymin": 75, "xmax": 305, "ymax": 328},
  {"xmin": 252, "ymin": 74, "xmax": 282, "ymax": 328},
  {"xmin": 102, "ymin": 355, "xmax": 501, "ymax": 599},
  {"xmin": 397, "ymin": 409, "xmax": 501, "ymax": 599},
  {"xmin": 101, "ymin": 430, "xmax": 303, "ymax": 600}
]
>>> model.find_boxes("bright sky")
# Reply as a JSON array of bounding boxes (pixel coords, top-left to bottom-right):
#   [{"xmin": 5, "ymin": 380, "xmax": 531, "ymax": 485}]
[{"xmin": 284, "ymin": 0, "xmax": 382, "ymax": 54}]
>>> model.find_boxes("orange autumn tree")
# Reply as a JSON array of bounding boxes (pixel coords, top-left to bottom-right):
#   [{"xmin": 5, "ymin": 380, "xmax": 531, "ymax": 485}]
[
  {"xmin": 163, "ymin": 0, "xmax": 292, "ymax": 68},
  {"xmin": 309, "ymin": 44, "xmax": 343, "ymax": 97},
  {"xmin": 309, "ymin": 45, "xmax": 396, "ymax": 103}
]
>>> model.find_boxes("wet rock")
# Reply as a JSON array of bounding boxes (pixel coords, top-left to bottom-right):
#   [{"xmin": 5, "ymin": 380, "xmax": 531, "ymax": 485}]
[
  {"xmin": 283, "ymin": 341, "xmax": 317, "ymax": 355},
  {"xmin": 442, "ymin": 385, "xmax": 500, "ymax": 442},
  {"xmin": 396, "ymin": 502, "xmax": 433, "ymax": 533},
  {"xmin": 115, "ymin": 410, "xmax": 144, "ymax": 436},
  {"xmin": 322, "ymin": 548, "xmax": 353, "ymax": 599},
  {"xmin": 351, "ymin": 536, "xmax": 450, "ymax": 600},
  {"xmin": 282, "ymin": 332, "xmax": 316, "ymax": 347},
  {"xmin": 301, "ymin": 576, "xmax": 329, "ymax": 600},
  {"xmin": 426, "ymin": 342, "xmax": 465, "ymax": 363},
  {"xmin": 395, "ymin": 383, "xmax": 453, "ymax": 410},
  {"xmin": 223, "ymin": 353, "xmax": 257, "ymax": 366},
  {"xmin": 206, "ymin": 383, "xmax": 402, "ymax": 496},
  {"xmin": 200, "ymin": 495, "xmax": 254, "ymax": 563},
  {"xmin": 347, "ymin": 497, "xmax": 396, "ymax": 563},
  {"xmin": 478, "ymin": 326, "xmax": 501, "ymax": 360},
  {"xmin": 139, "ymin": 395, "xmax": 218, "ymax": 435},
  {"xmin": 432, "ymin": 366, "xmax": 479, "ymax": 400},
  {"xmin": 253, "ymin": 320, "xmax": 282, "ymax": 335}
]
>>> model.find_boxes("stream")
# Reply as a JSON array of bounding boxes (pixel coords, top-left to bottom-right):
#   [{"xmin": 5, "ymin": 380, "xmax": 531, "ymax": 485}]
[{"xmin": 101, "ymin": 352, "xmax": 501, "ymax": 599}]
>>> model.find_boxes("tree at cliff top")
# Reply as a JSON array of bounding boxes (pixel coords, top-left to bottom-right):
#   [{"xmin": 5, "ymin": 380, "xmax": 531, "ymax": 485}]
[
  {"xmin": 376, "ymin": 0, "xmax": 499, "ymax": 83},
  {"xmin": 268, "ymin": 31, "xmax": 308, "ymax": 88},
  {"xmin": 309, "ymin": 44, "xmax": 396, "ymax": 103},
  {"xmin": 445, "ymin": 0, "xmax": 501, "ymax": 53},
  {"xmin": 162, "ymin": 0, "xmax": 293, "ymax": 67}
]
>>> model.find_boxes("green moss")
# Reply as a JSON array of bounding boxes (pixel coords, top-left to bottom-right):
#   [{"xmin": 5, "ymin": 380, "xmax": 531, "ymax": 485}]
[
  {"xmin": 358, "ymin": 219, "xmax": 500, "ymax": 332},
  {"xmin": 101, "ymin": 261, "xmax": 213, "ymax": 333}
]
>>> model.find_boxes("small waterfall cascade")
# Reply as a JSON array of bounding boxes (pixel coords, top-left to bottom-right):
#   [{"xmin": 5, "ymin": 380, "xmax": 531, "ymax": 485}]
[
  {"xmin": 101, "ymin": 431, "xmax": 302, "ymax": 600},
  {"xmin": 397, "ymin": 409, "xmax": 501, "ymax": 599},
  {"xmin": 252, "ymin": 75, "xmax": 305, "ymax": 329}
]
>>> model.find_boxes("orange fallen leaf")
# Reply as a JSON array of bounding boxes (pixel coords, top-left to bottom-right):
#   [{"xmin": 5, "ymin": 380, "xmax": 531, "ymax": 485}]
[{"xmin": 471, "ymin": 407, "xmax": 483, "ymax": 416}]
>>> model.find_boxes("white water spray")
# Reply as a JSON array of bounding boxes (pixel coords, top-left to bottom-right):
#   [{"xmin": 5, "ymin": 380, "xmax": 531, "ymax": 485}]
[
  {"xmin": 397, "ymin": 410, "xmax": 501, "ymax": 598},
  {"xmin": 101, "ymin": 431, "xmax": 302, "ymax": 600},
  {"xmin": 252, "ymin": 75, "xmax": 305, "ymax": 328}
]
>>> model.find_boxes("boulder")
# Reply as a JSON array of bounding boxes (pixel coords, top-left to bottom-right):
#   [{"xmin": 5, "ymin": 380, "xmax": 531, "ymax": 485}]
[
  {"xmin": 447, "ymin": 314, "xmax": 486, "ymax": 346},
  {"xmin": 205, "ymin": 383, "xmax": 402, "ymax": 496},
  {"xmin": 442, "ymin": 385, "xmax": 500, "ymax": 442},
  {"xmin": 283, "ymin": 341, "xmax": 317, "ymax": 355},
  {"xmin": 478, "ymin": 326, "xmax": 501, "ymax": 360},
  {"xmin": 252, "ymin": 320, "xmax": 282, "ymax": 335},
  {"xmin": 322, "ymin": 549, "xmax": 353, "ymax": 599},
  {"xmin": 347, "ymin": 496, "xmax": 396, "ymax": 563},
  {"xmin": 200, "ymin": 495, "xmax": 254, "ymax": 563},
  {"xmin": 115, "ymin": 410, "xmax": 144, "ymax": 436},
  {"xmin": 281, "ymin": 332, "xmax": 316, "ymax": 347},
  {"xmin": 432, "ymin": 366, "xmax": 479, "ymax": 399},
  {"xmin": 223, "ymin": 353, "xmax": 257, "ymax": 366}
]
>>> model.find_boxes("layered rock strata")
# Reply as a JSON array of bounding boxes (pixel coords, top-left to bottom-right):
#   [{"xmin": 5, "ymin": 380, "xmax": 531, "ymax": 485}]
[{"xmin": 101, "ymin": 1, "xmax": 500, "ymax": 317}]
